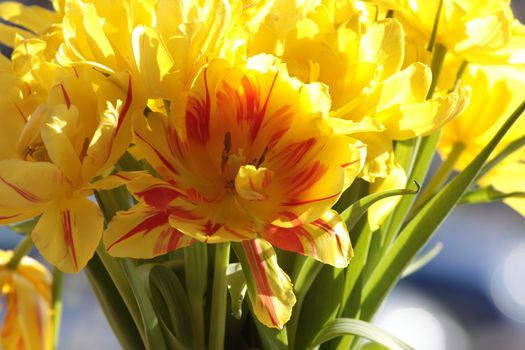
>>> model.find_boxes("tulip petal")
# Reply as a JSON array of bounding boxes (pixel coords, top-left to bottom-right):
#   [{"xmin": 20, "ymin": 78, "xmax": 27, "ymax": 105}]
[
  {"xmin": 2, "ymin": 274, "xmax": 52, "ymax": 350},
  {"xmin": 0, "ymin": 160, "xmax": 66, "ymax": 212},
  {"xmin": 81, "ymin": 74, "xmax": 135, "ymax": 181},
  {"xmin": 132, "ymin": 25, "xmax": 176, "ymax": 97},
  {"xmin": 378, "ymin": 87, "xmax": 471, "ymax": 140},
  {"xmin": 104, "ymin": 202, "xmax": 194, "ymax": 258},
  {"xmin": 261, "ymin": 210, "xmax": 353, "ymax": 268},
  {"xmin": 31, "ymin": 197, "xmax": 103, "ymax": 273},
  {"xmin": 368, "ymin": 163, "xmax": 408, "ymax": 232},
  {"xmin": 239, "ymin": 239, "xmax": 296, "ymax": 329},
  {"xmin": 41, "ymin": 112, "xmax": 83, "ymax": 184},
  {"xmin": 0, "ymin": 1, "xmax": 59, "ymax": 33}
]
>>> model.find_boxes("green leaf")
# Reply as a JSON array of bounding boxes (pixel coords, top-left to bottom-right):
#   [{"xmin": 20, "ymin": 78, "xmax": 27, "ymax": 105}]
[
  {"xmin": 286, "ymin": 256, "xmax": 323, "ymax": 349},
  {"xmin": 51, "ymin": 268, "xmax": 63, "ymax": 350},
  {"xmin": 382, "ymin": 132, "xmax": 440, "ymax": 247},
  {"xmin": 308, "ymin": 318, "xmax": 413, "ymax": 350},
  {"xmin": 121, "ymin": 259, "xmax": 168, "ymax": 350},
  {"xmin": 340, "ymin": 183, "xmax": 419, "ymax": 232},
  {"xmin": 85, "ymin": 253, "xmax": 144, "ymax": 350},
  {"xmin": 360, "ymin": 98, "xmax": 525, "ymax": 321},
  {"xmin": 226, "ymin": 263, "xmax": 247, "ymax": 320},
  {"xmin": 149, "ymin": 264, "xmax": 193, "ymax": 348},
  {"xmin": 401, "ymin": 242, "xmax": 443, "ymax": 278},
  {"xmin": 460, "ymin": 186, "xmax": 525, "ymax": 205},
  {"xmin": 294, "ymin": 266, "xmax": 344, "ymax": 350},
  {"xmin": 8, "ymin": 216, "xmax": 39, "ymax": 235},
  {"xmin": 477, "ymin": 134, "xmax": 525, "ymax": 180}
]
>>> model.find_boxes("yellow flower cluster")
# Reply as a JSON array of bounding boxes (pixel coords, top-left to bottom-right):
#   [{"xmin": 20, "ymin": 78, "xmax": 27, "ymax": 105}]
[
  {"xmin": 0, "ymin": 0, "xmax": 522, "ymax": 332},
  {"xmin": 0, "ymin": 250, "xmax": 53, "ymax": 350}
]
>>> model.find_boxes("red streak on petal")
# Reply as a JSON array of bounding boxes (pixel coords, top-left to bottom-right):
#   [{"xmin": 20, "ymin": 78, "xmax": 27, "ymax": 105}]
[
  {"xmin": 273, "ymin": 138, "xmax": 316, "ymax": 168},
  {"xmin": 135, "ymin": 185, "xmax": 181, "ymax": 209},
  {"xmin": 340, "ymin": 158, "xmax": 361, "ymax": 168},
  {"xmin": 0, "ymin": 213, "xmax": 23, "ymax": 220},
  {"xmin": 105, "ymin": 74, "xmax": 133, "ymax": 164},
  {"xmin": 153, "ymin": 226, "xmax": 187, "ymax": 255},
  {"xmin": 185, "ymin": 68, "xmax": 211, "ymax": 144},
  {"xmin": 202, "ymin": 221, "xmax": 222, "ymax": 237},
  {"xmin": 13, "ymin": 102, "xmax": 27, "ymax": 123},
  {"xmin": 285, "ymin": 161, "xmax": 328, "ymax": 197},
  {"xmin": 62, "ymin": 210, "xmax": 78, "ymax": 271},
  {"xmin": 60, "ymin": 84, "xmax": 71, "ymax": 109},
  {"xmin": 255, "ymin": 72, "xmax": 279, "ymax": 141},
  {"xmin": 281, "ymin": 192, "xmax": 340, "ymax": 206},
  {"xmin": 242, "ymin": 240, "xmax": 281, "ymax": 328},
  {"xmin": 263, "ymin": 224, "xmax": 305, "ymax": 254},
  {"xmin": 184, "ymin": 187, "xmax": 210, "ymax": 204},
  {"xmin": 134, "ymin": 131, "xmax": 179, "ymax": 176},
  {"xmin": 224, "ymin": 226, "xmax": 247, "ymax": 240},
  {"xmin": 168, "ymin": 206, "xmax": 202, "ymax": 221},
  {"xmin": 278, "ymin": 211, "xmax": 303, "ymax": 226},
  {"xmin": 0, "ymin": 176, "xmax": 41, "ymax": 203},
  {"xmin": 312, "ymin": 218, "xmax": 345, "ymax": 258},
  {"xmin": 115, "ymin": 75, "xmax": 133, "ymax": 135},
  {"xmin": 107, "ymin": 210, "xmax": 169, "ymax": 251}
]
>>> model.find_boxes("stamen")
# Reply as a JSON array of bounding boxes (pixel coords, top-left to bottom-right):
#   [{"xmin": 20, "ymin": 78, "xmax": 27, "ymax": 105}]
[
  {"xmin": 79, "ymin": 137, "xmax": 90, "ymax": 161},
  {"xmin": 221, "ymin": 131, "xmax": 232, "ymax": 171},
  {"xmin": 256, "ymin": 146, "xmax": 269, "ymax": 167}
]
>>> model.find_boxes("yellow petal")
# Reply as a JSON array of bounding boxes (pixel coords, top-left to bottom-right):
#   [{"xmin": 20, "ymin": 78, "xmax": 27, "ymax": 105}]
[
  {"xmin": 377, "ymin": 62, "xmax": 431, "ymax": 109},
  {"xmin": 378, "ymin": 87, "xmax": 471, "ymax": 140},
  {"xmin": 41, "ymin": 113, "xmax": 82, "ymax": 184},
  {"xmin": 0, "ymin": 160, "xmax": 66, "ymax": 212},
  {"xmin": 81, "ymin": 74, "xmax": 135, "ymax": 182},
  {"xmin": 262, "ymin": 209, "xmax": 353, "ymax": 267},
  {"xmin": 367, "ymin": 163, "xmax": 407, "ymax": 232},
  {"xmin": 31, "ymin": 197, "xmax": 103, "ymax": 273},
  {"xmin": 235, "ymin": 165, "xmax": 273, "ymax": 201},
  {"xmin": 0, "ymin": 1, "xmax": 59, "ymax": 33},
  {"xmin": 360, "ymin": 19, "xmax": 404, "ymax": 81},
  {"xmin": 241, "ymin": 238, "xmax": 296, "ymax": 329},
  {"xmin": 0, "ymin": 22, "xmax": 32, "ymax": 48},
  {"xmin": 2, "ymin": 273, "xmax": 52, "ymax": 350},
  {"xmin": 132, "ymin": 25, "xmax": 176, "ymax": 98},
  {"xmin": 104, "ymin": 202, "xmax": 195, "ymax": 258}
]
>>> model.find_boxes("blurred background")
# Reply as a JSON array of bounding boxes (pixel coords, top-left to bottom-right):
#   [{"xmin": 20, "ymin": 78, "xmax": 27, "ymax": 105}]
[{"xmin": 0, "ymin": 1, "xmax": 525, "ymax": 349}]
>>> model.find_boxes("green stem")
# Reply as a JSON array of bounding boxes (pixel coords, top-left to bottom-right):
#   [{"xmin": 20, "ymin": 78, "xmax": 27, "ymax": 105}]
[
  {"xmin": 426, "ymin": 0, "xmax": 444, "ymax": 52},
  {"xmin": 451, "ymin": 61, "xmax": 468, "ymax": 92},
  {"xmin": 85, "ymin": 254, "xmax": 144, "ymax": 350},
  {"xmin": 51, "ymin": 268, "xmax": 64, "ymax": 350},
  {"xmin": 184, "ymin": 243, "xmax": 208, "ymax": 350},
  {"xmin": 413, "ymin": 142, "xmax": 465, "ymax": 211},
  {"xmin": 209, "ymin": 243, "xmax": 231, "ymax": 350},
  {"xmin": 426, "ymin": 43, "xmax": 447, "ymax": 99},
  {"xmin": 288, "ymin": 257, "xmax": 323, "ymax": 350},
  {"xmin": 94, "ymin": 192, "xmax": 146, "ymax": 343},
  {"xmin": 6, "ymin": 236, "xmax": 33, "ymax": 270}
]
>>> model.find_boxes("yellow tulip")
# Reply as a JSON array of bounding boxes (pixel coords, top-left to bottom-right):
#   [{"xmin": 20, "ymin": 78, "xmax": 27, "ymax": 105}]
[
  {"xmin": 0, "ymin": 35, "xmax": 136, "ymax": 273},
  {"xmin": 104, "ymin": 55, "xmax": 360, "ymax": 328},
  {"xmin": 0, "ymin": 250, "xmax": 52, "ymax": 350},
  {"xmin": 440, "ymin": 64, "xmax": 525, "ymax": 170},
  {"xmin": 477, "ymin": 149, "xmax": 525, "ymax": 218},
  {"xmin": 245, "ymin": 2, "xmax": 468, "ymax": 228},
  {"xmin": 369, "ymin": 0, "xmax": 522, "ymax": 64}
]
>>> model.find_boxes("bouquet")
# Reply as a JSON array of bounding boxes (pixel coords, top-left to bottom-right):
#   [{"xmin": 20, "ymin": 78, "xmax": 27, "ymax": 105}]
[{"xmin": 0, "ymin": 0, "xmax": 524, "ymax": 349}]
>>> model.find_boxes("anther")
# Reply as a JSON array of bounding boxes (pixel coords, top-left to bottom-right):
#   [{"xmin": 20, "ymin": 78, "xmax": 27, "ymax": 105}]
[
  {"xmin": 221, "ymin": 131, "xmax": 232, "ymax": 171},
  {"xmin": 256, "ymin": 146, "xmax": 269, "ymax": 167}
]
